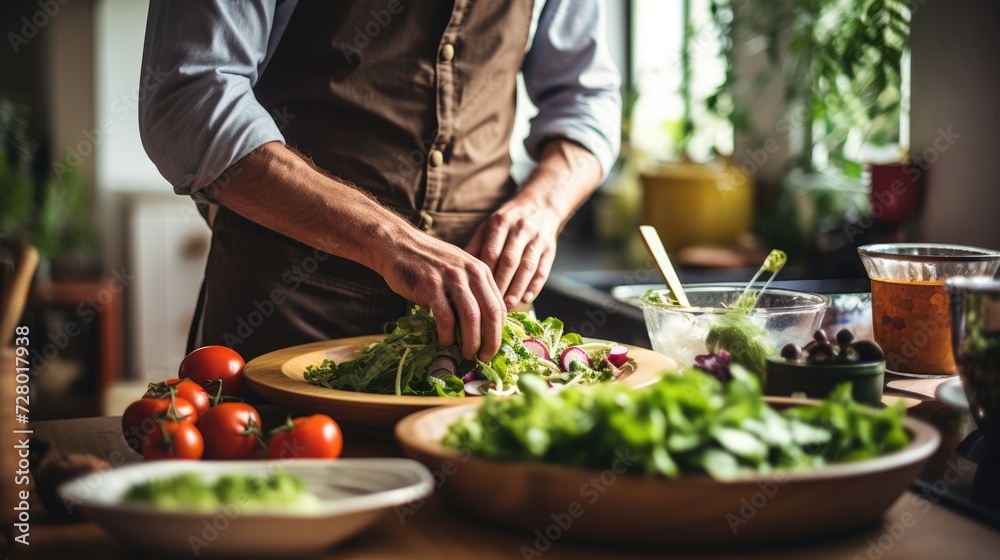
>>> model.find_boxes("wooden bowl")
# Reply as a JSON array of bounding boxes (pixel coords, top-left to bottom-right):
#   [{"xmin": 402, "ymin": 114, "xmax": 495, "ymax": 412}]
[
  {"xmin": 244, "ymin": 335, "xmax": 676, "ymax": 430},
  {"xmin": 395, "ymin": 398, "xmax": 940, "ymax": 547}
]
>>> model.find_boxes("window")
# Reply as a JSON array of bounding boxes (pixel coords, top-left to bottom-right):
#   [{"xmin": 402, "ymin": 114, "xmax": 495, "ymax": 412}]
[{"xmin": 630, "ymin": 0, "xmax": 732, "ymax": 162}]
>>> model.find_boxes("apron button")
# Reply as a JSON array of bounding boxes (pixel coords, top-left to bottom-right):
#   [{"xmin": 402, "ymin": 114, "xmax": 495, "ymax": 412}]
[
  {"xmin": 429, "ymin": 150, "xmax": 444, "ymax": 167},
  {"xmin": 419, "ymin": 211, "xmax": 434, "ymax": 232},
  {"xmin": 440, "ymin": 43, "xmax": 455, "ymax": 62}
]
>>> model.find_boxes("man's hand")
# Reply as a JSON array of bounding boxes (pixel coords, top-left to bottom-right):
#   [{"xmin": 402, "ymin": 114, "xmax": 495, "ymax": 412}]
[
  {"xmin": 466, "ymin": 139, "xmax": 603, "ymax": 309},
  {"xmin": 377, "ymin": 228, "xmax": 506, "ymax": 361},
  {"xmin": 465, "ymin": 196, "xmax": 560, "ymax": 310},
  {"xmin": 210, "ymin": 142, "xmax": 505, "ymax": 360}
]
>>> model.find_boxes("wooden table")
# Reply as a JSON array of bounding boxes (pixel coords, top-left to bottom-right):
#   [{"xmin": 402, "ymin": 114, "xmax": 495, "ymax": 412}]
[{"xmin": 10, "ymin": 408, "xmax": 1000, "ymax": 559}]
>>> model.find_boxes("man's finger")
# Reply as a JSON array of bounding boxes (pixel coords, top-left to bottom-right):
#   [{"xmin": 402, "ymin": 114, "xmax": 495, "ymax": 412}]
[
  {"xmin": 477, "ymin": 219, "xmax": 510, "ymax": 272},
  {"xmin": 493, "ymin": 224, "xmax": 532, "ymax": 295},
  {"xmin": 470, "ymin": 272, "xmax": 504, "ymax": 360},
  {"xmin": 522, "ymin": 248, "xmax": 555, "ymax": 304},
  {"xmin": 503, "ymin": 241, "xmax": 542, "ymax": 309},
  {"xmin": 448, "ymin": 283, "xmax": 482, "ymax": 360},
  {"xmin": 464, "ymin": 224, "xmax": 485, "ymax": 257},
  {"xmin": 432, "ymin": 297, "xmax": 458, "ymax": 348}
]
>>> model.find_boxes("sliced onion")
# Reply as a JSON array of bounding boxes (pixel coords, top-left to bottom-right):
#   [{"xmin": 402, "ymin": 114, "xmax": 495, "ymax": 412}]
[{"xmin": 464, "ymin": 379, "xmax": 488, "ymax": 395}]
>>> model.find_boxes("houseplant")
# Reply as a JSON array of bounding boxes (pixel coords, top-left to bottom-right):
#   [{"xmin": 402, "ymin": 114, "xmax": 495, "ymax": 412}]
[
  {"xmin": 0, "ymin": 96, "xmax": 98, "ymax": 280},
  {"xmin": 707, "ymin": 0, "xmax": 910, "ymax": 264}
]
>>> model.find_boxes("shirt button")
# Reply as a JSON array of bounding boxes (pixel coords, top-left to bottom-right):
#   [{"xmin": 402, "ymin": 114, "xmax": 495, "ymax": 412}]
[
  {"xmin": 440, "ymin": 43, "xmax": 455, "ymax": 62},
  {"xmin": 429, "ymin": 149, "xmax": 444, "ymax": 167}
]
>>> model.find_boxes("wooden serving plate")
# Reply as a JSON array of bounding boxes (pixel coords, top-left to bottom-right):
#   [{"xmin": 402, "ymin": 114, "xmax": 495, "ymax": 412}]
[
  {"xmin": 395, "ymin": 398, "xmax": 940, "ymax": 547},
  {"xmin": 244, "ymin": 336, "xmax": 676, "ymax": 429}
]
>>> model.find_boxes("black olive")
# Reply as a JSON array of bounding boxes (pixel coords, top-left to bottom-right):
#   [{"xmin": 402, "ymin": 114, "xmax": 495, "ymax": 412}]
[
  {"xmin": 803, "ymin": 340, "xmax": 818, "ymax": 353},
  {"xmin": 836, "ymin": 329, "xmax": 855, "ymax": 345},
  {"xmin": 852, "ymin": 340, "xmax": 885, "ymax": 362},
  {"xmin": 806, "ymin": 344, "xmax": 835, "ymax": 364},
  {"xmin": 814, "ymin": 330, "xmax": 829, "ymax": 344},
  {"xmin": 840, "ymin": 346, "xmax": 860, "ymax": 363},
  {"xmin": 780, "ymin": 343, "xmax": 802, "ymax": 360}
]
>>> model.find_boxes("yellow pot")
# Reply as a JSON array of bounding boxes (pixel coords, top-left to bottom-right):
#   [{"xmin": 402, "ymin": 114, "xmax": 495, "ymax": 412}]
[{"xmin": 640, "ymin": 162, "xmax": 753, "ymax": 252}]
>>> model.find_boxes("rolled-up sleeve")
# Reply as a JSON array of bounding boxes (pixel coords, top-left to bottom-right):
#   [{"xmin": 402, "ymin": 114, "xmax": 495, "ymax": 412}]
[
  {"xmin": 139, "ymin": 0, "xmax": 287, "ymax": 197},
  {"xmin": 522, "ymin": 0, "xmax": 622, "ymax": 181}
]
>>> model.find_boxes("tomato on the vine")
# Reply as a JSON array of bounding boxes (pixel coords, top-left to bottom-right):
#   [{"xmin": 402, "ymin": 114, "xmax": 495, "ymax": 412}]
[
  {"xmin": 268, "ymin": 415, "xmax": 344, "ymax": 460},
  {"xmin": 122, "ymin": 396, "xmax": 198, "ymax": 452},
  {"xmin": 144, "ymin": 378, "xmax": 211, "ymax": 417},
  {"xmin": 142, "ymin": 420, "xmax": 204, "ymax": 460},
  {"xmin": 196, "ymin": 403, "xmax": 263, "ymax": 460},
  {"xmin": 179, "ymin": 346, "xmax": 246, "ymax": 398}
]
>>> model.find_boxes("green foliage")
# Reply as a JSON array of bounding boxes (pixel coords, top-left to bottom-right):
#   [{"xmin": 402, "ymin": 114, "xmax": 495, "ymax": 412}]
[
  {"xmin": 0, "ymin": 96, "xmax": 96, "ymax": 260},
  {"xmin": 705, "ymin": 311, "xmax": 776, "ymax": 378},
  {"xmin": 708, "ymin": 0, "xmax": 909, "ymax": 171},
  {"xmin": 304, "ymin": 308, "xmax": 619, "ymax": 396},
  {"xmin": 445, "ymin": 366, "xmax": 911, "ymax": 480},
  {"xmin": 304, "ymin": 307, "xmax": 458, "ymax": 396},
  {"xmin": 0, "ymin": 98, "xmax": 36, "ymax": 237}
]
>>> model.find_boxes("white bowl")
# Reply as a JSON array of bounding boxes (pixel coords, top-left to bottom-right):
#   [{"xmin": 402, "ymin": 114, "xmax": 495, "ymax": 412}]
[{"xmin": 59, "ymin": 458, "xmax": 433, "ymax": 556}]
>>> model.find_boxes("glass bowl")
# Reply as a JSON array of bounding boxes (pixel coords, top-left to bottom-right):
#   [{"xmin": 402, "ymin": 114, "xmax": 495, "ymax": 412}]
[{"xmin": 639, "ymin": 286, "xmax": 829, "ymax": 368}]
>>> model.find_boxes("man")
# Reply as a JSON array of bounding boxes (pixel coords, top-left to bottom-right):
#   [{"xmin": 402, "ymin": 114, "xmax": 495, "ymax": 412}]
[{"xmin": 139, "ymin": 0, "xmax": 621, "ymax": 363}]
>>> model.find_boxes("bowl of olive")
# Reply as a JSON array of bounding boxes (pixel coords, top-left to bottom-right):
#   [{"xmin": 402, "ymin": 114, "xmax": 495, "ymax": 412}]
[{"xmin": 765, "ymin": 329, "xmax": 886, "ymax": 406}]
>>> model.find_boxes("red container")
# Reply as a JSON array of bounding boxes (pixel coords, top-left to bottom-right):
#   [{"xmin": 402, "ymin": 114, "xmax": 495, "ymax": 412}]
[{"xmin": 869, "ymin": 163, "xmax": 921, "ymax": 227}]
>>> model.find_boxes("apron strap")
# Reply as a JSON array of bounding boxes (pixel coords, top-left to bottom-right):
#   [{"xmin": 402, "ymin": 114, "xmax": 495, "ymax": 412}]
[
  {"xmin": 186, "ymin": 277, "xmax": 207, "ymax": 354},
  {"xmin": 186, "ymin": 201, "xmax": 218, "ymax": 353}
]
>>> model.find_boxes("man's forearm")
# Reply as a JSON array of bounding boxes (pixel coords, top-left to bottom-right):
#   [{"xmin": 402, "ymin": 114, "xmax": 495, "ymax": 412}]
[
  {"xmin": 516, "ymin": 138, "xmax": 603, "ymax": 228},
  {"xmin": 206, "ymin": 141, "xmax": 506, "ymax": 360},
  {"xmin": 206, "ymin": 142, "xmax": 409, "ymax": 274}
]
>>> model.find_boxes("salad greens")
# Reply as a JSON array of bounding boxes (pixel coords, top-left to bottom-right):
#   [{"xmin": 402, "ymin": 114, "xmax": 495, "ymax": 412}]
[
  {"xmin": 304, "ymin": 307, "xmax": 627, "ymax": 397},
  {"xmin": 444, "ymin": 367, "xmax": 910, "ymax": 480},
  {"xmin": 122, "ymin": 470, "xmax": 319, "ymax": 512},
  {"xmin": 704, "ymin": 312, "xmax": 775, "ymax": 378},
  {"xmin": 305, "ymin": 307, "xmax": 461, "ymax": 397}
]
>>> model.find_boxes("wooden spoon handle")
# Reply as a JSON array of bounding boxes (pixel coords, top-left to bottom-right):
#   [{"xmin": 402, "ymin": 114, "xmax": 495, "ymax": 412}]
[{"xmin": 639, "ymin": 225, "xmax": 690, "ymax": 307}]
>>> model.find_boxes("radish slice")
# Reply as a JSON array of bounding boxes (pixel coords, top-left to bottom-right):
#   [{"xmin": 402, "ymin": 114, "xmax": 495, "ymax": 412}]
[
  {"xmin": 428, "ymin": 349, "xmax": 456, "ymax": 379},
  {"xmin": 523, "ymin": 338, "xmax": 551, "ymax": 361},
  {"xmin": 464, "ymin": 379, "xmax": 488, "ymax": 395},
  {"xmin": 559, "ymin": 346, "xmax": 591, "ymax": 372},
  {"xmin": 607, "ymin": 345, "xmax": 629, "ymax": 368}
]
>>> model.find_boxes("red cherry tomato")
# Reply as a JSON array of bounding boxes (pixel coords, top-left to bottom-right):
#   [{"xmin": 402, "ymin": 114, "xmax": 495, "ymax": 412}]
[
  {"xmin": 179, "ymin": 346, "xmax": 246, "ymax": 399},
  {"xmin": 142, "ymin": 420, "xmax": 204, "ymax": 460},
  {"xmin": 268, "ymin": 415, "xmax": 344, "ymax": 460},
  {"xmin": 196, "ymin": 403, "xmax": 263, "ymax": 460},
  {"xmin": 122, "ymin": 397, "xmax": 198, "ymax": 452},
  {"xmin": 144, "ymin": 378, "xmax": 211, "ymax": 417}
]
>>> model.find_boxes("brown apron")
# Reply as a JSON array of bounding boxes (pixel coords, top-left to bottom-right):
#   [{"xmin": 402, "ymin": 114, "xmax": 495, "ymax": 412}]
[{"xmin": 191, "ymin": 0, "xmax": 535, "ymax": 362}]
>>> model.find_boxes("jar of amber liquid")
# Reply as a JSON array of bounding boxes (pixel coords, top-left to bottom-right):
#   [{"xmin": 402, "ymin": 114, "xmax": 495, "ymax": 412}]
[{"xmin": 859, "ymin": 244, "xmax": 1000, "ymax": 377}]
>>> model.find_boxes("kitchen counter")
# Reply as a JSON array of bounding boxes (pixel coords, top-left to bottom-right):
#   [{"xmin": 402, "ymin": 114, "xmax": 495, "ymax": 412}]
[{"xmin": 19, "ymin": 403, "xmax": 1000, "ymax": 559}]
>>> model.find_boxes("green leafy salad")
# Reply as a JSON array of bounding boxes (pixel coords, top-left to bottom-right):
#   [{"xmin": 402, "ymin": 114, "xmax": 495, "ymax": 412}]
[
  {"xmin": 444, "ymin": 366, "xmax": 910, "ymax": 480},
  {"xmin": 122, "ymin": 470, "xmax": 319, "ymax": 512},
  {"xmin": 304, "ymin": 307, "xmax": 634, "ymax": 397}
]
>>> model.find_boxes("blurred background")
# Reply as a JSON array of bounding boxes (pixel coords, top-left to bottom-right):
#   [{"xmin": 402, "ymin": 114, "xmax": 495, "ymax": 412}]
[{"xmin": 1, "ymin": 0, "xmax": 998, "ymax": 420}]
